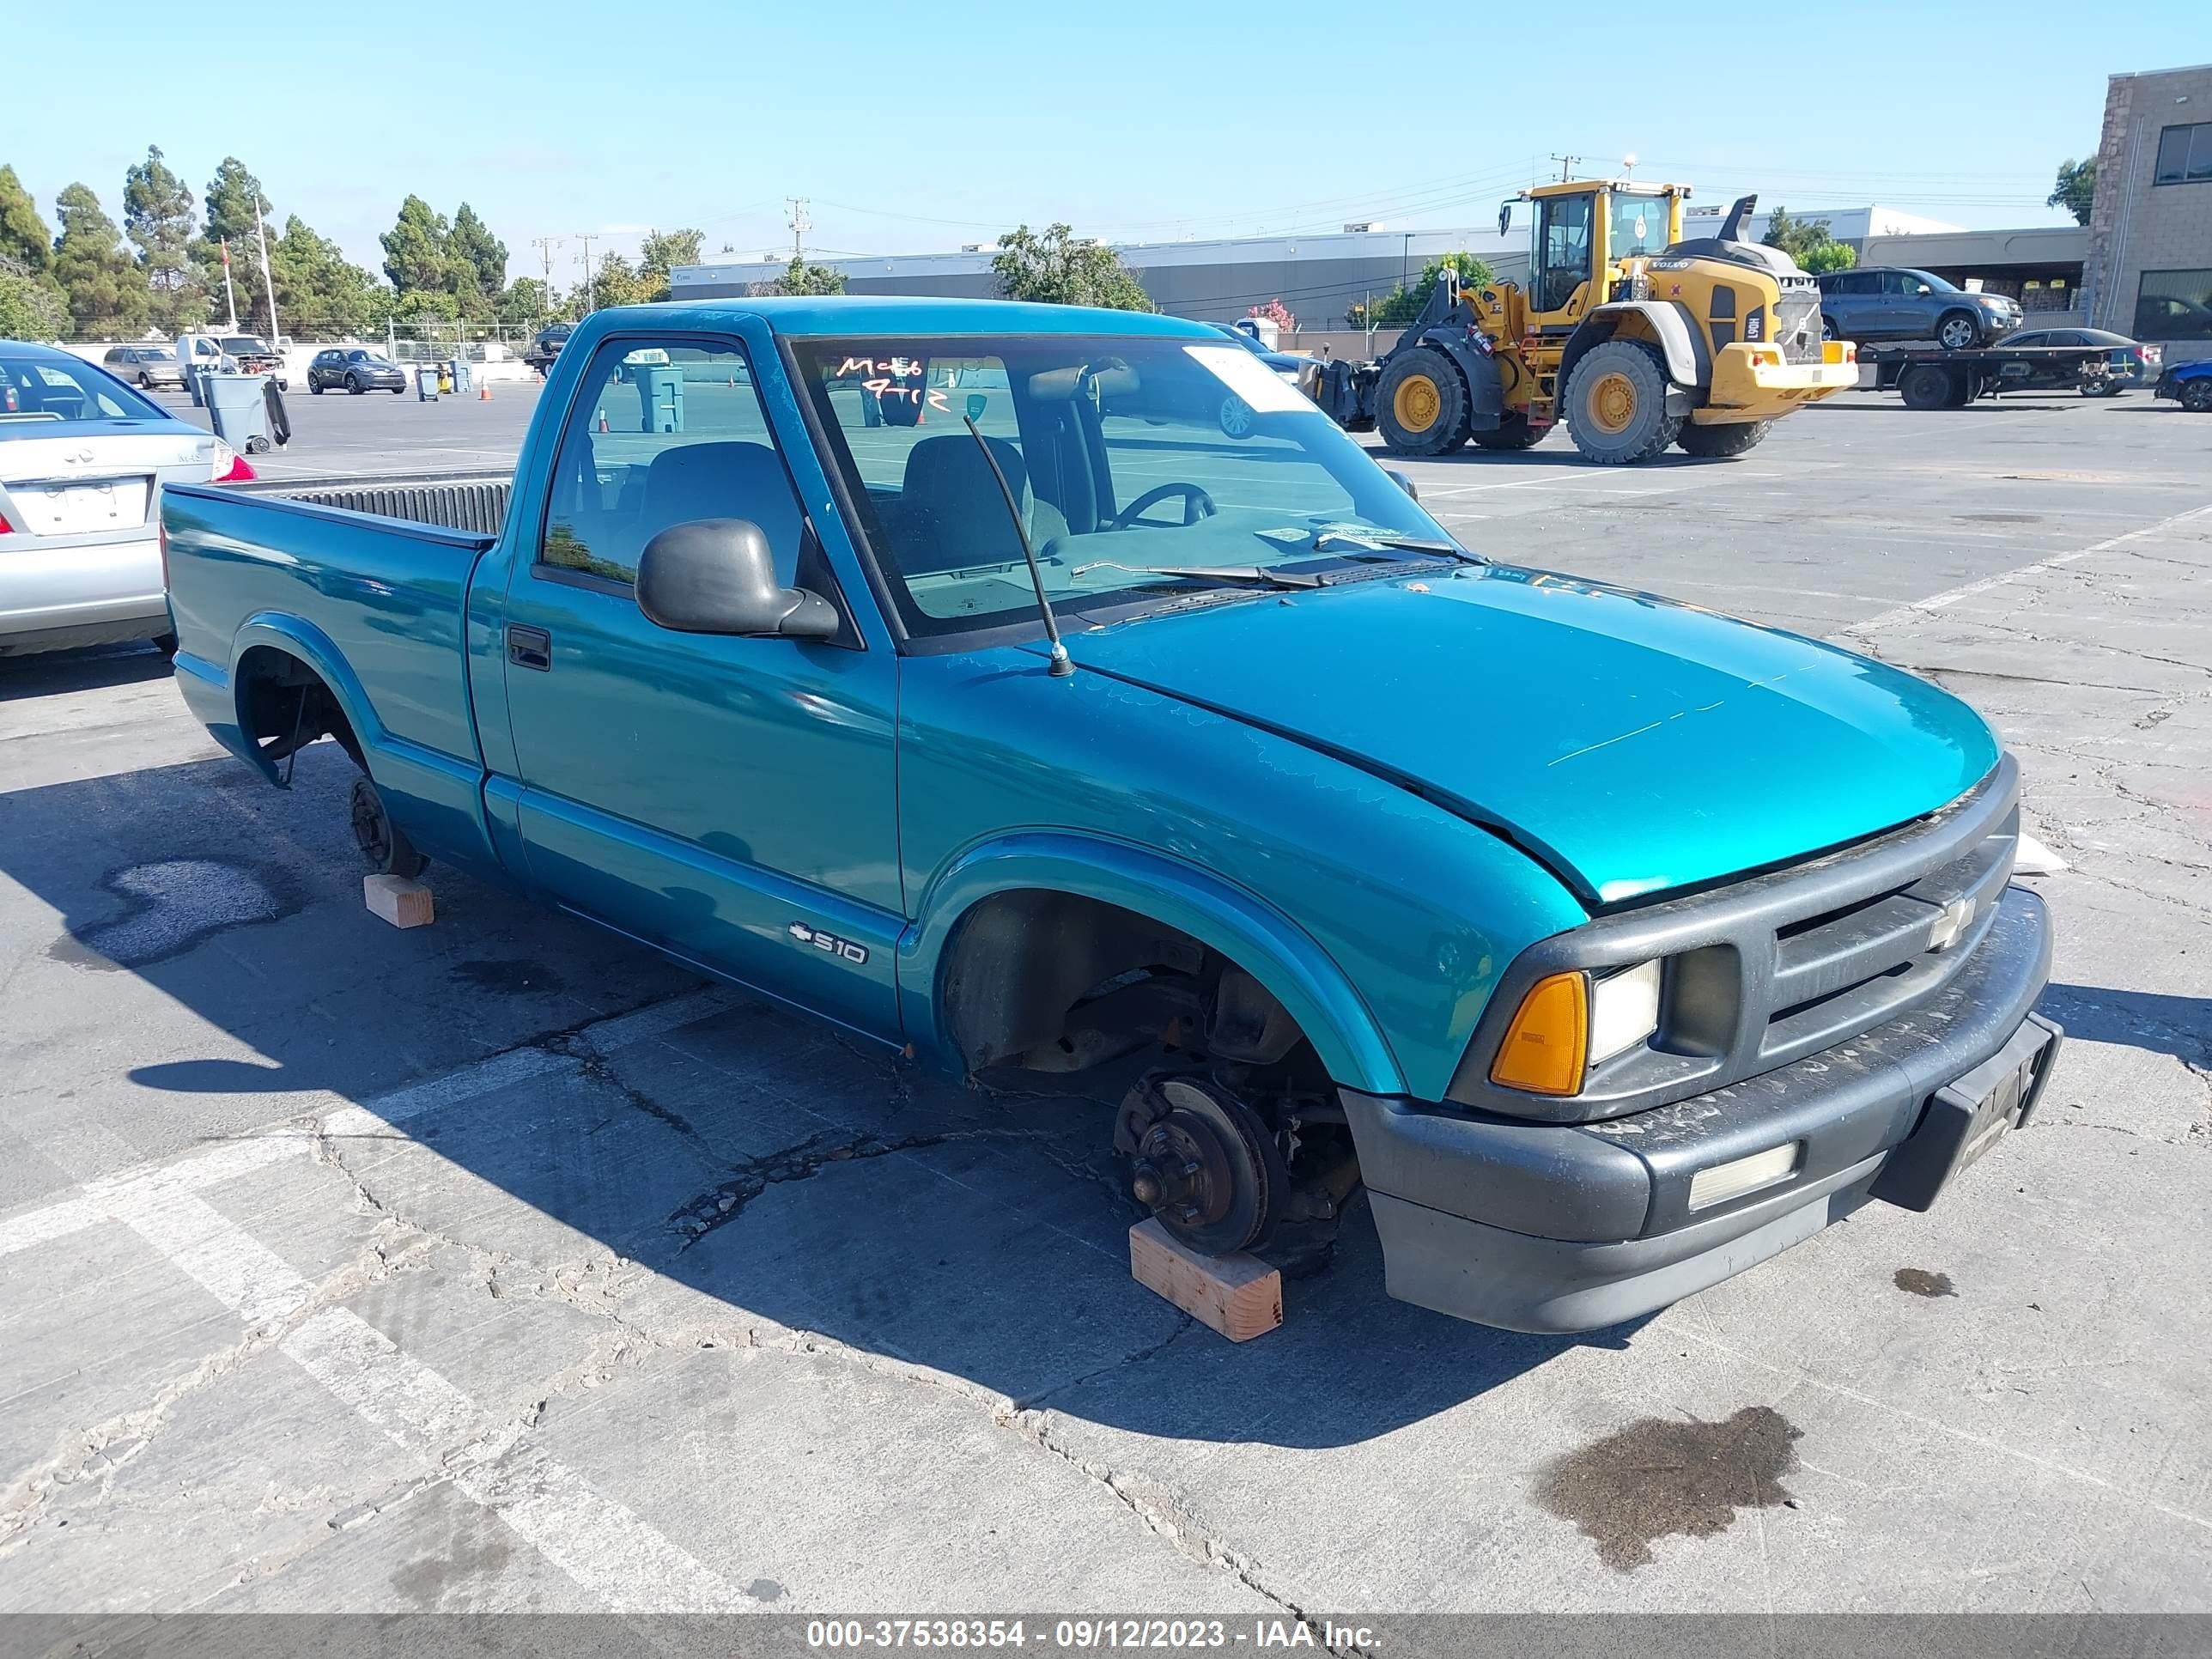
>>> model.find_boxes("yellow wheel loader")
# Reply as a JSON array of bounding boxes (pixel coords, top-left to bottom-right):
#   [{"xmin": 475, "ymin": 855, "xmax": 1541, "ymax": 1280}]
[{"xmin": 1314, "ymin": 183, "xmax": 1860, "ymax": 464}]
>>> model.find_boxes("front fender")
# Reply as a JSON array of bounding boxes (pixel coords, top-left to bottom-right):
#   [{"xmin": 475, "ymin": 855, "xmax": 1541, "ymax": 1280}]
[
  {"xmin": 899, "ymin": 831, "xmax": 1407, "ymax": 1097},
  {"xmin": 1562, "ymin": 302, "xmax": 1708, "ymax": 390}
]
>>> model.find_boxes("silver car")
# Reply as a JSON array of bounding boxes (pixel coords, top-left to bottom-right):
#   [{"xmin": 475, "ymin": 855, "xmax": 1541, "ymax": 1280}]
[
  {"xmin": 2, "ymin": 341, "xmax": 252, "ymax": 657},
  {"xmin": 101, "ymin": 344, "xmax": 186, "ymax": 390}
]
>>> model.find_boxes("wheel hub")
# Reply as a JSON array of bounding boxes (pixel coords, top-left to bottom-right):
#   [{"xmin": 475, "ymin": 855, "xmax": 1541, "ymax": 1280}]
[
  {"xmin": 1393, "ymin": 374, "xmax": 1440, "ymax": 433},
  {"xmin": 349, "ymin": 778, "xmax": 392, "ymax": 869},
  {"xmin": 1117, "ymin": 1074, "xmax": 1285, "ymax": 1254},
  {"xmin": 1588, "ymin": 370, "xmax": 1638, "ymax": 434}
]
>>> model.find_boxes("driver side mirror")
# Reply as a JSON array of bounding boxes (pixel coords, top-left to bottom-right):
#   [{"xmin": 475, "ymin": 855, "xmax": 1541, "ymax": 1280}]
[
  {"xmin": 1384, "ymin": 468, "xmax": 1419, "ymax": 501},
  {"xmin": 636, "ymin": 519, "xmax": 841, "ymax": 641}
]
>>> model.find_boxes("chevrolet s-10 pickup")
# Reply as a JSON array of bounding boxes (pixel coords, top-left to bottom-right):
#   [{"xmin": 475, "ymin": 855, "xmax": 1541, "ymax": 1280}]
[{"xmin": 161, "ymin": 296, "xmax": 2060, "ymax": 1331}]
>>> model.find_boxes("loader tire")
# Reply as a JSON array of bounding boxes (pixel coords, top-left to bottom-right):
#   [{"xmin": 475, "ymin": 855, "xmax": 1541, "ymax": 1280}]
[
  {"xmin": 1675, "ymin": 419, "xmax": 1769, "ymax": 459},
  {"xmin": 1469, "ymin": 414, "xmax": 1547, "ymax": 451},
  {"xmin": 1376, "ymin": 348, "xmax": 1470, "ymax": 456},
  {"xmin": 1563, "ymin": 339, "xmax": 1680, "ymax": 465}
]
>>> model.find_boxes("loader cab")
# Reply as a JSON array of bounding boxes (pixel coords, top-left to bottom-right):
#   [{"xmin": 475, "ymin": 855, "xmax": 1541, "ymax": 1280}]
[{"xmin": 1520, "ymin": 180, "xmax": 1689, "ymax": 332}]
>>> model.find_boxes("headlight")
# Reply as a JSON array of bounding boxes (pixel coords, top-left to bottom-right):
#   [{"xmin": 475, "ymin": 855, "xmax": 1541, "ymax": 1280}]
[{"xmin": 1488, "ymin": 959, "xmax": 1663, "ymax": 1096}]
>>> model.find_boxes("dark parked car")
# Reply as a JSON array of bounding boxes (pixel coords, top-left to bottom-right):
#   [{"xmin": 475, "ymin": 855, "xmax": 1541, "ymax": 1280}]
[
  {"xmin": 523, "ymin": 323, "xmax": 574, "ymax": 373},
  {"xmin": 307, "ymin": 348, "xmax": 409, "ymax": 394},
  {"xmin": 1991, "ymin": 327, "xmax": 2162, "ymax": 394},
  {"xmin": 1814, "ymin": 268, "xmax": 2021, "ymax": 351},
  {"xmin": 100, "ymin": 345, "xmax": 185, "ymax": 389}
]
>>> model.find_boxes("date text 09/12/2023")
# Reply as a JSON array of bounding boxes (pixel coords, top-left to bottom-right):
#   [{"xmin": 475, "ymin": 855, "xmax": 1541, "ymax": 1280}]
[{"xmin": 805, "ymin": 1619, "xmax": 1379, "ymax": 1650}]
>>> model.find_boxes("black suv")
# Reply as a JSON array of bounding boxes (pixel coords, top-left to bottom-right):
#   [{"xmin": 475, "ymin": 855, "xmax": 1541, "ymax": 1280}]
[
  {"xmin": 307, "ymin": 348, "xmax": 409, "ymax": 394},
  {"xmin": 1813, "ymin": 269, "xmax": 2021, "ymax": 351}
]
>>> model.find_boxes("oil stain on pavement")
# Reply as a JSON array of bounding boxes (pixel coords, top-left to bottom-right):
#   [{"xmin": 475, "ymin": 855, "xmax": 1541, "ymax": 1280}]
[
  {"xmin": 1894, "ymin": 1267, "xmax": 1958, "ymax": 1297},
  {"xmin": 49, "ymin": 858, "xmax": 301, "ymax": 971},
  {"xmin": 1534, "ymin": 1406, "xmax": 1802, "ymax": 1570}
]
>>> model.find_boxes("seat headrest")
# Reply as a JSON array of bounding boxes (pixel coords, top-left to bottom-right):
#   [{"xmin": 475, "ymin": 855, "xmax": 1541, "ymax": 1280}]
[
  {"xmin": 898, "ymin": 434, "xmax": 1030, "ymax": 574},
  {"xmin": 640, "ymin": 441, "xmax": 801, "ymax": 568}
]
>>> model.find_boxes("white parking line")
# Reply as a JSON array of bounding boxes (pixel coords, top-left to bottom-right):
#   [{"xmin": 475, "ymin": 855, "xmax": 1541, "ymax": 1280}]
[
  {"xmin": 1850, "ymin": 500, "xmax": 2212, "ymax": 633},
  {"xmin": 3, "ymin": 985, "xmax": 746, "ymax": 1611}
]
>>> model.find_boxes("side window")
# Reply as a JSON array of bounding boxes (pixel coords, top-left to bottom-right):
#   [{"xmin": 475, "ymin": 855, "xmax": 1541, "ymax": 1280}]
[
  {"xmin": 1533, "ymin": 194, "xmax": 1594, "ymax": 311},
  {"xmin": 540, "ymin": 339, "xmax": 802, "ymax": 587}
]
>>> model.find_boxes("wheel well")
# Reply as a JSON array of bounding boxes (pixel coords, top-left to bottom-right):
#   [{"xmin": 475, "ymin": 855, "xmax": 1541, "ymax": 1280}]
[
  {"xmin": 939, "ymin": 889, "xmax": 1315, "ymax": 1081},
  {"xmin": 234, "ymin": 646, "xmax": 363, "ymax": 771}
]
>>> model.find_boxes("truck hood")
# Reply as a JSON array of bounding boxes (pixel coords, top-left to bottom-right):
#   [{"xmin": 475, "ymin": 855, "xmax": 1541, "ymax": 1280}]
[{"xmin": 1054, "ymin": 566, "xmax": 1999, "ymax": 907}]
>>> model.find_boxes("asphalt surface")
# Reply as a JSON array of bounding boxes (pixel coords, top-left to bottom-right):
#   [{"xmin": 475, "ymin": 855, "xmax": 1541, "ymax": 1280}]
[{"xmin": 2, "ymin": 384, "xmax": 2209, "ymax": 1628}]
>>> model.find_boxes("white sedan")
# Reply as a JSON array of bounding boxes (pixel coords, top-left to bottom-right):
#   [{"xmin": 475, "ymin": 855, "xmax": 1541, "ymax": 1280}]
[{"xmin": 1, "ymin": 342, "xmax": 255, "ymax": 657}]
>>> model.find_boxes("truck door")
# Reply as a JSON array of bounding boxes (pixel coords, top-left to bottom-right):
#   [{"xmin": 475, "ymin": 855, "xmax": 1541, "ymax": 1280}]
[
  {"xmin": 1530, "ymin": 191, "xmax": 1596, "ymax": 325},
  {"xmin": 496, "ymin": 331, "xmax": 903, "ymax": 1043}
]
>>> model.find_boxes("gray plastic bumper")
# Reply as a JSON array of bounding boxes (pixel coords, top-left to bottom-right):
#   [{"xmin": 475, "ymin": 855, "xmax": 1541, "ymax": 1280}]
[{"xmin": 1343, "ymin": 884, "xmax": 2058, "ymax": 1333}]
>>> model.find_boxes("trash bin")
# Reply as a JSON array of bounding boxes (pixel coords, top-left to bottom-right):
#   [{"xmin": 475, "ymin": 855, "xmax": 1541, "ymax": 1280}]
[
  {"xmin": 634, "ymin": 364, "xmax": 684, "ymax": 434},
  {"xmin": 416, "ymin": 365, "xmax": 440, "ymax": 402},
  {"xmin": 187, "ymin": 366, "xmax": 209, "ymax": 408},
  {"xmin": 447, "ymin": 356, "xmax": 473, "ymax": 397},
  {"xmin": 204, "ymin": 372, "xmax": 276, "ymax": 454}
]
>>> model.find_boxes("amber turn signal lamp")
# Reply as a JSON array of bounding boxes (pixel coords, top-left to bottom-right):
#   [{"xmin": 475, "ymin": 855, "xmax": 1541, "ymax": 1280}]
[{"xmin": 1489, "ymin": 970, "xmax": 1589, "ymax": 1096}]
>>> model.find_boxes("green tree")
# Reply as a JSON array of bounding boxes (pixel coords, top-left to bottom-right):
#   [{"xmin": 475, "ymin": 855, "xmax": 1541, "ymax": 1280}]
[
  {"xmin": 448, "ymin": 203, "xmax": 507, "ymax": 306},
  {"xmin": 2048, "ymin": 158, "xmax": 2096, "ymax": 228},
  {"xmin": 990, "ymin": 223, "xmax": 1150, "ymax": 310},
  {"xmin": 0, "ymin": 260, "xmax": 70, "ymax": 339},
  {"xmin": 194, "ymin": 156, "xmax": 274, "ymax": 328},
  {"xmin": 1760, "ymin": 206, "xmax": 1856, "ymax": 275},
  {"xmin": 638, "ymin": 228, "xmax": 704, "ymax": 300},
  {"xmin": 0, "ymin": 165, "xmax": 55, "ymax": 276},
  {"xmin": 1367, "ymin": 251, "xmax": 1497, "ymax": 326},
  {"xmin": 123, "ymin": 146, "xmax": 203, "ymax": 329},
  {"xmin": 761, "ymin": 255, "xmax": 845, "ymax": 296},
  {"xmin": 586, "ymin": 252, "xmax": 653, "ymax": 309},
  {"xmin": 381, "ymin": 195, "xmax": 455, "ymax": 295},
  {"xmin": 496, "ymin": 276, "xmax": 553, "ymax": 326},
  {"xmin": 52, "ymin": 183, "xmax": 149, "ymax": 337},
  {"xmin": 270, "ymin": 215, "xmax": 386, "ymax": 337}
]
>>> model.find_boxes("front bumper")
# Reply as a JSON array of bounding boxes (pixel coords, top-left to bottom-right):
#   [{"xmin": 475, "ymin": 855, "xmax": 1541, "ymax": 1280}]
[
  {"xmin": 1701, "ymin": 341, "xmax": 1860, "ymax": 417},
  {"xmin": 1343, "ymin": 884, "xmax": 2057, "ymax": 1333}
]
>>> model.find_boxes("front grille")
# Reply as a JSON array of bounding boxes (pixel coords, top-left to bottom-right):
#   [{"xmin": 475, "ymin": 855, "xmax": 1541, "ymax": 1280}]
[
  {"xmin": 1775, "ymin": 282, "xmax": 1823, "ymax": 364},
  {"xmin": 1446, "ymin": 757, "xmax": 2022, "ymax": 1123}
]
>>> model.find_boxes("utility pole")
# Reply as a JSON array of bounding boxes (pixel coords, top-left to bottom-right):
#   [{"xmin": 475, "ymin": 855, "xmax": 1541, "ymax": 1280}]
[
  {"xmin": 574, "ymin": 232, "xmax": 599, "ymax": 312},
  {"xmin": 532, "ymin": 235, "xmax": 562, "ymax": 280},
  {"xmin": 1550, "ymin": 153, "xmax": 1584, "ymax": 183},
  {"xmin": 787, "ymin": 197, "xmax": 810, "ymax": 264},
  {"xmin": 253, "ymin": 196, "xmax": 280, "ymax": 346}
]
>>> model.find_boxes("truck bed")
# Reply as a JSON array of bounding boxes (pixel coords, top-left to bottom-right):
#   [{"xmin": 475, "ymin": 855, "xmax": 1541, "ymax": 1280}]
[
  {"xmin": 238, "ymin": 469, "xmax": 513, "ymax": 535},
  {"xmin": 161, "ymin": 472, "xmax": 511, "ymax": 867}
]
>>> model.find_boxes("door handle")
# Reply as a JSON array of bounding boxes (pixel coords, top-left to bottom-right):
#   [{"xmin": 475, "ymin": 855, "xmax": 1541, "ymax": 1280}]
[{"xmin": 507, "ymin": 624, "xmax": 552, "ymax": 672}]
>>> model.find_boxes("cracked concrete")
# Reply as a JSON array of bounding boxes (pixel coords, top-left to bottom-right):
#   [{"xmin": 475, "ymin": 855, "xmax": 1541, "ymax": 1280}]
[{"xmin": 2, "ymin": 392, "xmax": 2208, "ymax": 1620}]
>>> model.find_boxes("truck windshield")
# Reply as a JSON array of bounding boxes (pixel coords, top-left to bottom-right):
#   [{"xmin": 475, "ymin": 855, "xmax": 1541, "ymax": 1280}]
[{"xmin": 791, "ymin": 333, "xmax": 1458, "ymax": 638}]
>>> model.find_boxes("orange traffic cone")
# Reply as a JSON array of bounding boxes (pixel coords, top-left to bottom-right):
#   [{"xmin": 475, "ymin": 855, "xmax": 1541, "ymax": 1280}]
[
  {"xmin": 597, "ymin": 408, "xmax": 609, "ymax": 433},
  {"xmin": 478, "ymin": 380, "xmax": 491, "ymax": 401}
]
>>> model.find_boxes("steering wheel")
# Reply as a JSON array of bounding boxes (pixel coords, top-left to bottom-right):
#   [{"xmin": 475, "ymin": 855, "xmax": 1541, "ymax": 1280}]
[{"xmin": 1111, "ymin": 483, "xmax": 1219, "ymax": 530}]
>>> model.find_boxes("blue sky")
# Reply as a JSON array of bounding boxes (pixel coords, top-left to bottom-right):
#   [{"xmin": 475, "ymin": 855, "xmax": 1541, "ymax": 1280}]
[{"xmin": 10, "ymin": 1, "xmax": 2199, "ymax": 284}]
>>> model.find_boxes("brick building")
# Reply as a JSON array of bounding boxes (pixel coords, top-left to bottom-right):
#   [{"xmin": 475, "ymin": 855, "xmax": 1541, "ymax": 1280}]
[{"xmin": 2081, "ymin": 62, "xmax": 2212, "ymax": 360}]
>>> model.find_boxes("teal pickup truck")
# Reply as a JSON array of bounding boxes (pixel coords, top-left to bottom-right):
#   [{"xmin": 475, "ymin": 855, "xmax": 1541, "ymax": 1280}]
[{"xmin": 163, "ymin": 298, "xmax": 2060, "ymax": 1332}]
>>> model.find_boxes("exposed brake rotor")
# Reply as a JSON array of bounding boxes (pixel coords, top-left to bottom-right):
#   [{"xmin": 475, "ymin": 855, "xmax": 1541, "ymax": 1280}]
[{"xmin": 1117, "ymin": 1073, "xmax": 1286, "ymax": 1255}]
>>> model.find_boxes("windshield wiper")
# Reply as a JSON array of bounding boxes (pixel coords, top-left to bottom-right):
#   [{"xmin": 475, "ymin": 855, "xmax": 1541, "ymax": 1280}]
[
  {"xmin": 1070, "ymin": 560, "xmax": 1324, "ymax": 591},
  {"xmin": 1310, "ymin": 530, "xmax": 1483, "ymax": 563}
]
